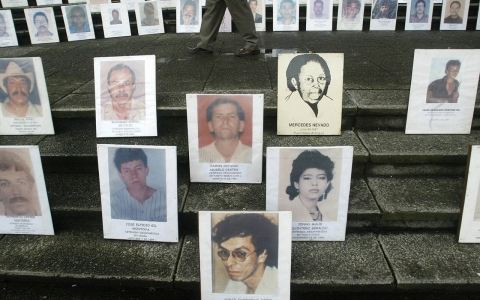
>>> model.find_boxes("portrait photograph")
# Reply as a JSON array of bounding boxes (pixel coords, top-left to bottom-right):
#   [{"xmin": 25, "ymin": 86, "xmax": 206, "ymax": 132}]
[
  {"xmin": 337, "ymin": 0, "xmax": 365, "ymax": 30},
  {"xmin": 100, "ymin": 3, "xmax": 131, "ymax": 38},
  {"xmin": 306, "ymin": 0, "xmax": 333, "ymax": 31},
  {"xmin": 266, "ymin": 146, "xmax": 353, "ymax": 241},
  {"xmin": 135, "ymin": 0, "xmax": 165, "ymax": 35},
  {"xmin": 0, "ymin": 146, "xmax": 54, "ymax": 235},
  {"xmin": 249, "ymin": 0, "xmax": 266, "ymax": 32},
  {"xmin": 277, "ymin": 53, "xmax": 343, "ymax": 135},
  {"xmin": 98, "ymin": 144, "xmax": 178, "ymax": 242},
  {"xmin": 370, "ymin": 0, "xmax": 398, "ymax": 30},
  {"xmin": 87, "ymin": 0, "xmax": 111, "ymax": 13},
  {"xmin": 24, "ymin": 7, "xmax": 60, "ymax": 44},
  {"xmin": 273, "ymin": 0, "xmax": 299, "ymax": 31},
  {"xmin": 198, "ymin": 211, "xmax": 292, "ymax": 299},
  {"xmin": 94, "ymin": 55, "xmax": 157, "ymax": 137},
  {"xmin": 405, "ymin": 49, "xmax": 480, "ymax": 134},
  {"xmin": 186, "ymin": 94, "xmax": 264, "ymax": 183},
  {"xmin": 0, "ymin": 57, "xmax": 54, "ymax": 135},
  {"xmin": 176, "ymin": 0, "xmax": 201, "ymax": 33},
  {"xmin": 405, "ymin": 0, "xmax": 433, "ymax": 30},
  {"xmin": 0, "ymin": 10, "xmax": 19, "ymax": 47},
  {"xmin": 457, "ymin": 145, "xmax": 480, "ymax": 243},
  {"xmin": 61, "ymin": 5, "xmax": 96, "ymax": 41},
  {"xmin": 439, "ymin": 0, "xmax": 469, "ymax": 30},
  {"xmin": 0, "ymin": 0, "xmax": 28, "ymax": 8}
]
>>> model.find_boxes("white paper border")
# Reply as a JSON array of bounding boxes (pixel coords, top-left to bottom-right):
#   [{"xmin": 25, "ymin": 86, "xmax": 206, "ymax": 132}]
[
  {"xmin": 266, "ymin": 146, "xmax": 353, "ymax": 241},
  {"xmin": 0, "ymin": 146, "xmax": 54, "ymax": 235},
  {"xmin": 404, "ymin": 0, "xmax": 434, "ymax": 30},
  {"xmin": 98, "ymin": 144, "xmax": 178, "ymax": 242},
  {"xmin": 0, "ymin": 10, "xmax": 19, "ymax": 47},
  {"xmin": 176, "ymin": 0, "xmax": 201, "ymax": 33},
  {"xmin": 199, "ymin": 211, "xmax": 292, "ymax": 300},
  {"xmin": 337, "ymin": 0, "xmax": 365, "ymax": 30},
  {"xmin": 439, "ymin": 0, "xmax": 469, "ymax": 31},
  {"xmin": 135, "ymin": 0, "xmax": 165, "ymax": 35},
  {"xmin": 273, "ymin": 0, "xmax": 300, "ymax": 31},
  {"xmin": 100, "ymin": 3, "xmax": 132, "ymax": 38}
]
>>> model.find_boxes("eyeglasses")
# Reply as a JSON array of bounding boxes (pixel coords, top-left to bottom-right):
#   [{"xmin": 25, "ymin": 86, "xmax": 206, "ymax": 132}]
[
  {"xmin": 217, "ymin": 249, "xmax": 256, "ymax": 262},
  {"xmin": 302, "ymin": 76, "xmax": 328, "ymax": 85}
]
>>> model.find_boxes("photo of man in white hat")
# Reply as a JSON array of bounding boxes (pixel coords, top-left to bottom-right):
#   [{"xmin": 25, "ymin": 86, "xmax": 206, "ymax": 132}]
[{"xmin": 0, "ymin": 60, "xmax": 42, "ymax": 118}]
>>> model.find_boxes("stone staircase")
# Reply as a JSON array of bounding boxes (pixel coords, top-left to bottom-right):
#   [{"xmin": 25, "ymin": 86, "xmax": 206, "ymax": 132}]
[{"xmin": 1, "ymin": 3, "xmax": 480, "ymax": 299}]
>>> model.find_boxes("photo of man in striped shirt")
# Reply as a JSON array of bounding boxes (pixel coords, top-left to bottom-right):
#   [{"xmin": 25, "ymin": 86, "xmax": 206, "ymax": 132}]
[{"xmin": 110, "ymin": 148, "xmax": 166, "ymax": 222}]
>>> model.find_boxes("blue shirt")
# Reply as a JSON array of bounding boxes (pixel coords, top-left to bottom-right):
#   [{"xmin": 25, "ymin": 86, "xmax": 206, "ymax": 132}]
[{"xmin": 69, "ymin": 23, "xmax": 91, "ymax": 33}]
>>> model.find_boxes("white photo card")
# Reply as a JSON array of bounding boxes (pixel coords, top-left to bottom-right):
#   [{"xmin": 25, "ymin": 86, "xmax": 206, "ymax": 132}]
[
  {"xmin": 94, "ymin": 55, "xmax": 157, "ymax": 137},
  {"xmin": 405, "ymin": 0, "xmax": 434, "ymax": 30},
  {"xmin": 98, "ymin": 144, "xmax": 178, "ymax": 242},
  {"xmin": 250, "ymin": 0, "xmax": 266, "ymax": 32},
  {"xmin": 277, "ymin": 53, "xmax": 344, "ymax": 135},
  {"xmin": 199, "ymin": 211, "xmax": 292, "ymax": 299},
  {"xmin": 186, "ymin": 94, "xmax": 264, "ymax": 183},
  {"xmin": 266, "ymin": 146, "xmax": 353, "ymax": 241},
  {"xmin": 176, "ymin": 0, "xmax": 201, "ymax": 33},
  {"xmin": 36, "ymin": 0, "xmax": 62, "ymax": 6},
  {"xmin": 62, "ymin": 4, "xmax": 96, "ymax": 41},
  {"xmin": 405, "ymin": 49, "xmax": 480, "ymax": 134},
  {"xmin": 0, "ymin": 146, "xmax": 54, "ymax": 235},
  {"xmin": 1, "ymin": 0, "xmax": 28, "ymax": 7},
  {"xmin": 0, "ymin": 10, "xmax": 19, "ymax": 47},
  {"xmin": 439, "ymin": 0, "xmax": 469, "ymax": 30},
  {"xmin": 0, "ymin": 57, "xmax": 55, "ymax": 135},
  {"xmin": 458, "ymin": 146, "xmax": 480, "ymax": 243},
  {"xmin": 337, "ymin": 0, "xmax": 365, "ymax": 30},
  {"xmin": 306, "ymin": 0, "xmax": 333, "ymax": 31},
  {"xmin": 100, "ymin": 3, "xmax": 131, "ymax": 38},
  {"xmin": 273, "ymin": 0, "xmax": 300, "ymax": 31},
  {"xmin": 24, "ymin": 7, "xmax": 60, "ymax": 44},
  {"xmin": 120, "ymin": 0, "xmax": 144, "ymax": 11},
  {"xmin": 135, "ymin": 0, "xmax": 165, "ymax": 35},
  {"xmin": 370, "ymin": 0, "xmax": 398, "ymax": 30},
  {"xmin": 87, "ymin": 0, "xmax": 111, "ymax": 13}
]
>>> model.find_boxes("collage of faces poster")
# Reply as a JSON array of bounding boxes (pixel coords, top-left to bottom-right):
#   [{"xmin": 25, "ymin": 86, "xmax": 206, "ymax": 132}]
[
  {"xmin": 337, "ymin": 0, "xmax": 365, "ymax": 30},
  {"xmin": 370, "ymin": 0, "xmax": 398, "ymax": 30},
  {"xmin": 277, "ymin": 53, "xmax": 343, "ymax": 135},
  {"xmin": 273, "ymin": 0, "xmax": 299, "ymax": 31},
  {"xmin": 0, "ymin": 58, "xmax": 55, "ymax": 135},
  {"xmin": 0, "ymin": 146, "xmax": 54, "ymax": 235},
  {"xmin": 266, "ymin": 146, "xmax": 353, "ymax": 241},
  {"xmin": 177, "ymin": 0, "xmax": 201, "ymax": 33},
  {"xmin": 61, "ymin": 4, "xmax": 96, "ymax": 41},
  {"xmin": 250, "ymin": 0, "xmax": 266, "ymax": 32},
  {"xmin": 0, "ymin": 10, "xmax": 19, "ymax": 47},
  {"xmin": 100, "ymin": 3, "xmax": 132, "ymax": 38},
  {"xmin": 24, "ymin": 7, "xmax": 60, "ymax": 44},
  {"xmin": 187, "ymin": 94, "xmax": 264, "ymax": 183},
  {"xmin": 439, "ymin": 0, "xmax": 469, "ymax": 30},
  {"xmin": 199, "ymin": 211, "xmax": 292, "ymax": 300},
  {"xmin": 306, "ymin": 0, "xmax": 333, "ymax": 31},
  {"xmin": 97, "ymin": 144, "xmax": 178, "ymax": 242},
  {"xmin": 405, "ymin": 0, "xmax": 434, "ymax": 30},
  {"xmin": 94, "ymin": 55, "xmax": 157, "ymax": 137},
  {"xmin": 405, "ymin": 49, "xmax": 480, "ymax": 134},
  {"xmin": 135, "ymin": 0, "xmax": 165, "ymax": 35},
  {"xmin": 458, "ymin": 146, "xmax": 480, "ymax": 243}
]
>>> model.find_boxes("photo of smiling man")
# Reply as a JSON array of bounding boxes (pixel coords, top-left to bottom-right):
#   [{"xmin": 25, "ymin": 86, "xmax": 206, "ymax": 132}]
[{"xmin": 24, "ymin": 8, "xmax": 60, "ymax": 44}]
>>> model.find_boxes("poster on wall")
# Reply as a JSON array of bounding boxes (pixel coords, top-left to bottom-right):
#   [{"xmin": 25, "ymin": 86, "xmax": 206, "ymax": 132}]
[
  {"xmin": 266, "ymin": 147, "xmax": 353, "ymax": 241},
  {"xmin": 176, "ymin": 0, "xmax": 201, "ymax": 33},
  {"xmin": 273, "ymin": 0, "xmax": 300, "ymax": 31},
  {"xmin": 61, "ymin": 5, "xmax": 96, "ymax": 41},
  {"xmin": 0, "ymin": 58, "xmax": 55, "ymax": 135},
  {"xmin": 24, "ymin": 8, "xmax": 60, "ymax": 44},
  {"xmin": 0, "ymin": 10, "xmax": 19, "ymax": 47},
  {"xmin": 186, "ymin": 94, "xmax": 264, "ymax": 183},
  {"xmin": 1, "ymin": 0, "xmax": 28, "ymax": 7},
  {"xmin": 98, "ymin": 144, "xmax": 178, "ymax": 242},
  {"xmin": 439, "ymin": 0, "xmax": 469, "ymax": 30},
  {"xmin": 199, "ymin": 211, "xmax": 292, "ymax": 299},
  {"xmin": 94, "ymin": 55, "xmax": 157, "ymax": 137},
  {"xmin": 337, "ymin": 0, "xmax": 365, "ymax": 30},
  {"xmin": 405, "ymin": 49, "xmax": 480, "ymax": 134},
  {"xmin": 135, "ymin": 0, "xmax": 165, "ymax": 35},
  {"xmin": 458, "ymin": 146, "xmax": 480, "ymax": 243},
  {"xmin": 277, "ymin": 53, "xmax": 343, "ymax": 135},
  {"xmin": 306, "ymin": 0, "xmax": 333, "ymax": 31},
  {"xmin": 0, "ymin": 146, "xmax": 54, "ymax": 235},
  {"xmin": 100, "ymin": 3, "xmax": 131, "ymax": 38},
  {"xmin": 87, "ymin": 0, "xmax": 111, "ymax": 13},
  {"xmin": 370, "ymin": 0, "xmax": 398, "ymax": 30},
  {"xmin": 405, "ymin": 0, "xmax": 434, "ymax": 30},
  {"xmin": 249, "ymin": 0, "xmax": 266, "ymax": 31}
]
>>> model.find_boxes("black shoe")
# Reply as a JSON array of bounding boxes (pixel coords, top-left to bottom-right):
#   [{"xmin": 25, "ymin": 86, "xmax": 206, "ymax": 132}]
[
  {"xmin": 189, "ymin": 46, "xmax": 213, "ymax": 54},
  {"xmin": 235, "ymin": 48, "xmax": 260, "ymax": 57}
]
